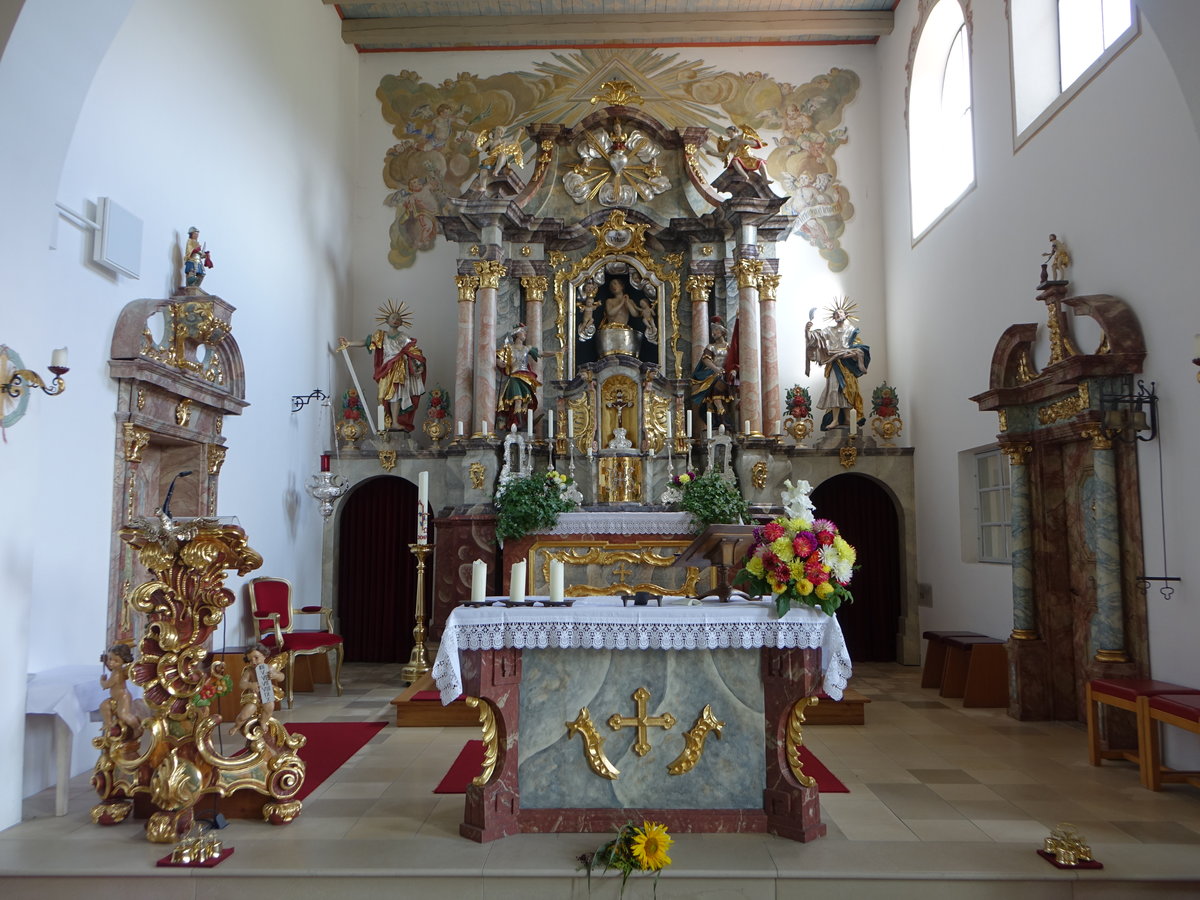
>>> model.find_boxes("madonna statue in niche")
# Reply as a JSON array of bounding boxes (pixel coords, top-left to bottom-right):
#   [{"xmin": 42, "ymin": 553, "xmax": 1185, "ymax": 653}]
[{"xmin": 575, "ymin": 269, "xmax": 659, "ymax": 367}]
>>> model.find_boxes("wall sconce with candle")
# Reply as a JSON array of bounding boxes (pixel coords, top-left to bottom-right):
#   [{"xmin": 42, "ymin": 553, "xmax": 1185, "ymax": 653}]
[
  {"xmin": 1101, "ymin": 379, "xmax": 1158, "ymax": 443},
  {"xmin": 1, "ymin": 345, "xmax": 68, "ymax": 429}
]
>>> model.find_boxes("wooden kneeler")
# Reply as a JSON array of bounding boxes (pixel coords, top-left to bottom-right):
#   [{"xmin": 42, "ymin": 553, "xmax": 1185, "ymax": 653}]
[
  {"xmin": 939, "ymin": 635, "xmax": 1008, "ymax": 707},
  {"xmin": 1086, "ymin": 678, "xmax": 1200, "ymax": 787}
]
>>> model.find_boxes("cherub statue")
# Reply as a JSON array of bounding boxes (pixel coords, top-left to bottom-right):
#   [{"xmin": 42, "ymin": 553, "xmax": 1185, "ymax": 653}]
[
  {"xmin": 717, "ymin": 124, "xmax": 768, "ymax": 175},
  {"xmin": 1041, "ymin": 233, "xmax": 1071, "ymax": 283},
  {"xmin": 99, "ymin": 644, "xmax": 143, "ymax": 738},
  {"xmin": 230, "ymin": 642, "xmax": 285, "ymax": 734},
  {"xmin": 475, "ymin": 125, "xmax": 524, "ymax": 181},
  {"xmin": 577, "ymin": 287, "xmax": 601, "ymax": 341}
]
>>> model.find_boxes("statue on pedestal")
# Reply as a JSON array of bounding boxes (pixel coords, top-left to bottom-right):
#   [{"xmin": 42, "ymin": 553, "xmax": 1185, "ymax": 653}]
[
  {"xmin": 690, "ymin": 316, "xmax": 736, "ymax": 427},
  {"xmin": 340, "ymin": 300, "xmax": 427, "ymax": 432},
  {"xmin": 496, "ymin": 324, "xmax": 540, "ymax": 431},
  {"xmin": 1041, "ymin": 233, "xmax": 1071, "ymax": 284},
  {"xmin": 182, "ymin": 227, "xmax": 213, "ymax": 293},
  {"xmin": 806, "ymin": 298, "xmax": 870, "ymax": 431}
]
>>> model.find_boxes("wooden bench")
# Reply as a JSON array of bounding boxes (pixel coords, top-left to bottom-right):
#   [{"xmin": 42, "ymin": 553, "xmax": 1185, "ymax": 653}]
[
  {"xmin": 391, "ymin": 673, "xmax": 479, "ymax": 727},
  {"xmin": 1138, "ymin": 692, "xmax": 1200, "ymax": 791},
  {"xmin": 920, "ymin": 631, "xmax": 984, "ymax": 689},
  {"xmin": 1085, "ymin": 678, "xmax": 1200, "ymax": 786},
  {"xmin": 938, "ymin": 635, "xmax": 1008, "ymax": 707}
]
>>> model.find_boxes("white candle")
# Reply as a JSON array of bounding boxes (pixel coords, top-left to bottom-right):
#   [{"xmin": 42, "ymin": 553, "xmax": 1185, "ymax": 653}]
[
  {"xmin": 526, "ymin": 409, "xmax": 534, "ymax": 437},
  {"xmin": 50, "ymin": 347, "xmax": 68, "ymax": 368},
  {"xmin": 481, "ymin": 419, "xmax": 488, "ymax": 436},
  {"xmin": 775, "ymin": 419, "xmax": 782, "ymax": 436},
  {"xmin": 706, "ymin": 411, "xmax": 713, "ymax": 436},
  {"xmin": 744, "ymin": 420, "xmax": 751, "ymax": 436},
  {"xmin": 686, "ymin": 410, "xmax": 693, "ymax": 437},
  {"xmin": 549, "ymin": 559, "xmax": 564, "ymax": 603},
  {"xmin": 471, "ymin": 559, "xmax": 487, "ymax": 603},
  {"xmin": 416, "ymin": 471, "xmax": 429, "ymax": 544},
  {"xmin": 378, "ymin": 405, "xmax": 387, "ymax": 432},
  {"xmin": 666, "ymin": 409, "xmax": 673, "ymax": 439},
  {"xmin": 456, "ymin": 420, "xmax": 464, "ymax": 437},
  {"xmin": 850, "ymin": 414, "xmax": 858, "ymax": 435},
  {"xmin": 510, "ymin": 560, "xmax": 526, "ymax": 603},
  {"xmin": 568, "ymin": 414, "xmax": 575, "ymax": 438},
  {"xmin": 547, "ymin": 409, "xmax": 555, "ymax": 439}
]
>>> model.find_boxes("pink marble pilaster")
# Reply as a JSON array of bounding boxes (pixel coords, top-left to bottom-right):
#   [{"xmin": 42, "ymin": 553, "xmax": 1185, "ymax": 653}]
[
  {"xmin": 454, "ymin": 274, "xmax": 477, "ymax": 433},
  {"xmin": 733, "ymin": 258, "xmax": 763, "ymax": 434},
  {"xmin": 459, "ymin": 647, "xmax": 522, "ymax": 842},
  {"xmin": 759, "ymin": 274, "xmax": 781, "ymax": 434},
  {"xmin": 761, "ymin": 646, "xmax": 826, "ymax": 842}
]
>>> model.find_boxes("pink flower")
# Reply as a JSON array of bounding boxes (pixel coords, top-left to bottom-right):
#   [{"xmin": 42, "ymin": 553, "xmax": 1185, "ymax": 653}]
[
  {"xmin": 763, "ymin": 522, "xmax": 785, "ymax": 542},
  {"xmin": 793, "ymin": 532, "xmax": 817, "ymax": 558}
]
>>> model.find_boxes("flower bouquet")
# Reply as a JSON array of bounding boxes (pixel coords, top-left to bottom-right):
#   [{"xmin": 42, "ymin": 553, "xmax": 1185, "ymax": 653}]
[
  {"xmin": 733, "ymin": 479, "xmax": 856, "ymax": 617},
  {"xmin": 578, "ymin": 820, "xmax": 672, "ymax": 897},
  {"xmin": 494, "ymin": 469, "xmax": 578, "ymax": 543},
  {"xmin": 783, "ymin": 384, "xmax": 814, "ymax": 444},
  {"xmin": 870, "ymin": 381, "xmax": 903, "ymax": 443}
]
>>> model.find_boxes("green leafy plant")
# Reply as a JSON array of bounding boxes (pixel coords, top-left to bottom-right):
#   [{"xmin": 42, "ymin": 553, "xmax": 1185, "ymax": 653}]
[
  {"xmin": 679, "ymin": 470, "xmax": 749, "ymax": 533},
  {"xmin": 494, "ymin": 470, "xmax": 576, "ymax": 544}
]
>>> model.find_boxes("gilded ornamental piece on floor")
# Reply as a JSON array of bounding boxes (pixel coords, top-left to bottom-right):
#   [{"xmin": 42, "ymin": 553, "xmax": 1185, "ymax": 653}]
[
  {"xmin": 608, "ymin": 687, "xmax": 676, "ymax": 757},
  {"xmin": 566, "ymin": 708, "xmax": 620, "ymax": 780},
  {"xmin": 92, "ymin": 516, "xmax": 307, "ymax": 842},
  {"xmin": 786, "ymin": 696, "xmax": 819, "ymax": 788},
  {"xmin": 1041, "ymin": 823, "xmax": 1095, "ymax": 867},
  {"xmin": 666, "ymin": 704, "xmax": 725, "ymax": 776}
]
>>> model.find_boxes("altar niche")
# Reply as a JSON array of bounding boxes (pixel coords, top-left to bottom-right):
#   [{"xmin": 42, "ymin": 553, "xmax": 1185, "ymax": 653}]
[{"xmin": 572, "ymin": 265, "xmax": 662, "ymax": 371}]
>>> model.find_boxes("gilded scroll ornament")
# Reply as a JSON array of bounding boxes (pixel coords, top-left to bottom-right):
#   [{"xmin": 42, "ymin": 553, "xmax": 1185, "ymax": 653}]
[
  {"xmin": 207, "ymin": 444, "xmax": 227, "ymax": 476},
  {"xmin": 643, "ymin": 391, "xmax": 670, "ymax": 454},
  {"xmin": 123, "ymin": 423, "xmax": 150, "ymax": 462},
  {"xmin": 215, "ymin": 414, "xmax": 223, "ymax": 434},
  {"xmin": 564, "ymin": 120, "xmax": 670, "ymax": 206},
  {"xmin": 997, "ymin": 410, "xmax": 1008, "ymax": 433},
  {"xmin": 839, "ymin": 444, "xmax": 858, "ymax": 469},
  {"xmin": 1038, "ymin": 383, "xmax": 1089, "ymax": 425},
  {"xmin": 539, "ymin": 543, "xmax": 700, "ymax": 598},
  {"xmin": 1015, "ymin": 351, "xmax": 1038, "ymax": 385},
  {"xmin": 785, "ymin": 696, "xmax": 819, "ymax": 788},
  {"xmin": 473, "ymin": 260, "xmax": 507, "ymax": 289},
  {"xmin": 608, "ymin": 687, "xmax": 676, "ymax": 757},
  {"xmin": 666, "ymin": 704, "xmax": 725, "ymax": 776},
  {"xmin": 566, "ymin": 708, "xmax": 620, "ymax": 780},
  {"xmin": 468, "ymin": 461, "xmax": 487, "ymax": 490},
  {"xmin": 378, "ymin": 449, "xmax": 398, "ymax": 472},
  {"xmin": 751, "ymin": 460, "xmax": 768, "ymax": 490},
  {"xmin": 590, "ymin": 80, "xmax": 644, "ymax": 106},
  {"xmin": 466, "ymin": 696, "xmax": 499, "ymax": 786},
  {"xmin": 175, "ymin": 398, "xmax": 193, "ymax": 428},
  {"xmin": 999, "ymin": 443, "xmax": 1033, "ymax": 466},
  {"xmin": 136, "ymin": 388, "xmax": 146, "ymax": 410},
  {"xmin": 568, "ymin": 393, "xmax": 595, "ymax": 456},
  {"xmin": 455, "ymin": 273, "xmax": 479, "ymax": 302}
]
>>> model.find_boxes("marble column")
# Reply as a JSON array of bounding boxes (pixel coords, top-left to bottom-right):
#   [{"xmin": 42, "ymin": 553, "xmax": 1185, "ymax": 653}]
[
  {"xmin": 1088, "ymin": 429, "xmax": 1128, "ymax": 662},
  {"xmin": 520, "ymin": 275, "xmax": 547, "ymax": 436},
  {"xmin": 686, "ymin": 274, "xmax": 714, "ymax": 367},
  {"xmin": 759, "ymin": 273, "xmax": 781, "ymax": 436},
  {"xmin": 1003, "ymin": 443, "xmax": 1038, "ymax": 640},
  {"xmin": 473, "ymin": 260, "xmax": 506, "ymax": 436},
  {"xmin": 454, "ymin": 273, "xmax": 478, "ymax": 435},
  {"xmin": 732, "ymin": 256, "xmax": 764, "ymax": 435}
]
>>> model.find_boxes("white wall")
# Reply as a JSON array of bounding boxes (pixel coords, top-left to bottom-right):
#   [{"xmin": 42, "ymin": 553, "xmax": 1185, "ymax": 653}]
[
  {"xmin": 349, "ymin": 46, "xmax": 887, "ymax": 427},
  {"xmin": 876, "ymin": 0, "xmax": 1200, "ymax": 706},
  {"xmin": 3, "ymin": 0, "xmax": 356, "ymax": 826}
]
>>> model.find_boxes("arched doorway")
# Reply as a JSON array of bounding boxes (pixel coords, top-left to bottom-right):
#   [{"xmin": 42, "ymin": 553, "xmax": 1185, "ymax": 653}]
[
  {"xmin": 336, "ymin": 475, "xmax": 420, "ymax": 663},
  {"xmin": 812, "ymin": 473, "xmax": 901, "ymax": 662}
]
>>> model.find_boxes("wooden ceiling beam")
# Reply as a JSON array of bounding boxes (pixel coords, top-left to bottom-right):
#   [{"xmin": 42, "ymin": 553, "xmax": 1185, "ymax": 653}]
[{"xmin": 338, "ymin": 10, "xmax": 893, "ymax": 47}]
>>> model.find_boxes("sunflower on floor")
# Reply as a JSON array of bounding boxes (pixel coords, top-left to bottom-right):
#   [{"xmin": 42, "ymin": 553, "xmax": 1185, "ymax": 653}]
[{"xmin": 579, "ymin": 820, "xmax": 673, "ymax": 896}]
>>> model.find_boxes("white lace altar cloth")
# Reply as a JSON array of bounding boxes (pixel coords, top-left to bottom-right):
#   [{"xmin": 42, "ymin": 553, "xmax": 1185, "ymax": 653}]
[
  {"xmin": 432, "ymin": 596, "xmax": 852, "ymax": 705},
  {"xmin": 533, "ymin": 511, "xmax": 692, "ymax": 536}
]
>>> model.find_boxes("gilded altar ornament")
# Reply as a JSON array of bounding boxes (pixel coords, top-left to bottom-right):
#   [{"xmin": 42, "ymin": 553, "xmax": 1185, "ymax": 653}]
[
  {"xmin": 590, "ymin": 80, "xmax": 644, "ymax": 106},
  {"xmin": 422, "ymin": 385, "xmax": 452, "ymax": 444},
  {"xmin": 700, "ymin": 245, "xmax": 713, "ymax": 257},
  {"xmin": 136, "ymin": 388, "xmax": 145, "ymax": 410},
  {"xmin": 567, "ymin": 708, "xmax": 620, "ymax": 780},
  {"xmin": 473, "ymin": 259, "xmax": 507, "ymax": 289},
  {"xmin": 997, "ymin": 409, "xmax": 1009, "ymax": 433},
  {"xmin": 93, "ymin": 516, "xmax": 308, "ymax": 842},
  {"xmin": 175, "ymin": 398, "xmax": 193, "ymax": 427},
  {"xmin": 786, "ymin": 696, "xmax": 820, "ymax": 788},
  {"xmin": 1038, "ymin": 383, "xmax": 1089, "ymax": 425},
  {"xmin": 141, "ymin": 301, "xmax": 229, "ymax": 381},
  {"xmin": 466, "ymin": 696, "xmax": 499, "ymax": 786},
  {"xmin": 732, "ymin": 258, "xmax": 764, "ymax": 290},
  {"xmin": 751, "ymin": 460, "xmax": 768, "ymax": 490},
  {"xmin": 520, "ymin": 245, "xmax": 532, "ymax": 257},
  {"xmin": 1042, "ymin": 823, "xmax": 1094, "ymax": 867},
  {"xmin": 378, "ymin": 448, "xmax": 397, "ymax": 472},
  {"xmin": 666, "ymin": 705, "xmax": 725, "ymax": 776},
  {"xmin": 207, "ymin": 443, "xmax": 227, "ymax": 476},
  {"xmin": 839, "ymin": 440, "xmax": 858, "ymax": 469},
  {"xmin": 123, "ymin": 422, "xmax": 151, "ymax": 462},
  {"xmin": 455, "ymin": 272, "xmax": 479, "ymax": 301},
  {"xmin": 538, "ymin": 544, "xmax": 700, "ymax": 598},
  {"xmin": 608, "ymin": 687, "xmax": 676, "ymax": 758},
  {"xmin": 468, "ymin": 461, "xmax": 487, "ymax": 490},
  {"xmin": 468, "ymin": 245, "xmax": 480, "ymax": 257}
]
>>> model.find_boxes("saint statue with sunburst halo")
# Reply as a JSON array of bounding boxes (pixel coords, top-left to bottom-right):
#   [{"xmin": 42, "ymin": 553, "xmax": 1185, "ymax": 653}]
[
  {"xmin": 805, "ymin": 296, "xmax": 871, "ymax": 432},
  {"xmin": 340, "ymin": 300, "xmax": 427, "ymax": 432}
]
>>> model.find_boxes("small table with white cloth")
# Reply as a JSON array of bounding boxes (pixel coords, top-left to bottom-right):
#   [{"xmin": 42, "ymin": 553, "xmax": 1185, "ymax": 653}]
[
  {"xmin": 25, "ymin": 666, "xmax": 108, "ymax": 815},
  {"xmin": 432, "ymin": 596, "xmax": 851, "ymax": 843}
]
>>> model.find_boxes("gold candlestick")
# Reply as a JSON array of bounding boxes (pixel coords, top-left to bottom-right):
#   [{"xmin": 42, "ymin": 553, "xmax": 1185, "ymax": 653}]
[{"xmin": 401, "ymin": 543, "xmax": 435, "ymax": 683}]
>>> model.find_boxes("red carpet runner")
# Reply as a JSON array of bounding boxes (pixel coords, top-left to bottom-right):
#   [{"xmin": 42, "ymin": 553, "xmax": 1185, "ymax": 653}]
[
  {"xmin": 287, "ymin": 721, "xmax": 386, "ymax": 800},
  {"xmin": 434, "ymin": 740, "xmax": 849, "ymax": 794}
]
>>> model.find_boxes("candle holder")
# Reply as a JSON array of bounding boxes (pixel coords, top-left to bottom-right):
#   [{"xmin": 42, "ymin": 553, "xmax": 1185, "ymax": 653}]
[{"xmin": 401, "ymin": 543, "xmax": 435, "ymax": 683}]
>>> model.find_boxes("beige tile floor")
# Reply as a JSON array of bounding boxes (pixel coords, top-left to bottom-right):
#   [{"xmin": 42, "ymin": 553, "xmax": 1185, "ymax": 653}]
[{"xmin": 4, "ymin": 661, "xmax": 1200, "ymax": 898}]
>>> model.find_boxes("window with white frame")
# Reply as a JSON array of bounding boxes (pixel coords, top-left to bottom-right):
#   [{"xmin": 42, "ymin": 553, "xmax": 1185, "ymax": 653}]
[
  {"xmin": 975, "ymin": 448, "xmax": 1012, "ymax": 563},
  {"xmin": 1010, "ymin": 0, "xmax": 1136, "ymax": 142},
  {"xmin": 908, "ymin": 0, "xmax": 976, "ymax": 239}
]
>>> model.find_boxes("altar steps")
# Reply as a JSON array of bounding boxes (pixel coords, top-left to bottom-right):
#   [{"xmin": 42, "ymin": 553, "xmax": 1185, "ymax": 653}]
[{"xmin": 391, "ymin": 675, "xmax": 870, "ymax": 727}]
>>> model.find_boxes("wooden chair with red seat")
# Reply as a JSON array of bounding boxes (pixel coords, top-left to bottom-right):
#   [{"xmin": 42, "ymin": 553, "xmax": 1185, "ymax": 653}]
[{"xmin": 248, "ymin": 576, "xmax": 344, "ymax": 708}]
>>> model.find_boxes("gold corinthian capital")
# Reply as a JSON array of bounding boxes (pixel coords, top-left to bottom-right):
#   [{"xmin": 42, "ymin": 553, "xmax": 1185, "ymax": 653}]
[
  {"xmin": 472, "ymin": 260, "xmax": 508, "ymax": 289},
  {"xmin": 732, "ymin": 258, "xmax": 764, "ymax": 289}
]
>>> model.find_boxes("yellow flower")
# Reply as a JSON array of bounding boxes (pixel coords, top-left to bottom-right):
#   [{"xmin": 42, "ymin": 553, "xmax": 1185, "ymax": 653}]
[
  {"xmin": 789, "ymin": 560, "xmax": 806, "ymax": 582},
  {"xmin": 767, "ymin": 574, "xmax": 785, "ymax": 594},
  {"xmin": 631, "ymin": 821, "xmax": 673, "ymax": 871},
  {"xmin": 679, "ymin": 473, "xmax": 691, "ymax": 484},
  {"xmin": 787, "ymin": 517, "xmax": 811, "ymax": 533},
  {"xmin": 815, "ymin": 581, "xmax": 834, "ymax": 599},
  {"xmin": 746, "ymin": 555, "xmax": 765, "ymax": 577},
  {"xmin": 770, "ymin": 536, "xmax": 794, "ymax": 562},
  {"xmin": 833, "ymin": 535, "xmax": 856, "ymax": 565},
  {"xmin": 797, "ymin": 578, "xmax": 813, "ymax": 596}
]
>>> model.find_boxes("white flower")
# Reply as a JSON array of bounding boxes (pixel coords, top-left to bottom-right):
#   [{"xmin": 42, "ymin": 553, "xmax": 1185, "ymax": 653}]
[
  {"xmin": 821, "ymin": 544, "xmax": 853, "ymax": 583},
  {"xmin": 781, "ymin": 479, "xmax": 815, "ymax": 521}
]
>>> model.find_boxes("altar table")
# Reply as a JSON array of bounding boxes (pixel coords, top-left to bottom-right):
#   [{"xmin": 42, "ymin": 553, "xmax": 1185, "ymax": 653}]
[{"xmin": 432, "ymin": 597, "xmax": 851, "ymax": 843}]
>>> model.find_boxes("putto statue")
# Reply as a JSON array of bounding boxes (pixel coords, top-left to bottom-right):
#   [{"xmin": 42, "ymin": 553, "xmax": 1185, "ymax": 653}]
[
  {"xmin": 340, "ymin": 300, "xmax": 427, "ymax": 432},
  {"xmin": 806, "ymin": 297, "xmax": 871, "ymax": 431},
  {"xmin": 475, "ymin": 125, "xmax": 524, "ymax": 183},
  {"xmin": 717, "ymin": 124, "xmax": 768, "ymax": 176}
]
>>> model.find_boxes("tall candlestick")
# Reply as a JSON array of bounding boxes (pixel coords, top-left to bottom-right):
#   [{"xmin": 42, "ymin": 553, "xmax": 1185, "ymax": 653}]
[
  {"xmin": 686, "ymin": 409, "xmax": 693, "ymax": 438},
  {"xmin": 549, "ymin": 559, "xmax": 564, "ymax": 603},
  {"xmin": 471, "ymin": 559, "xmax": 487, "ymax": 603},
  {"xmin": 417, "ymin": 470, "xmax": 429, "ymax": 544},
  {"xmin": 547, "ymin": 409, "xmax": 555, "ymax": 440}
]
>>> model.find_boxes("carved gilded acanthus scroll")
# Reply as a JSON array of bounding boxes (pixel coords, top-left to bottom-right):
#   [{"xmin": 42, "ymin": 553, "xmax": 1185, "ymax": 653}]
[
  {"xmin": 536, "ymin": 542, "xmax": 701, "ymax": 598},
  {"xmin": 643, "ymin": 390, "xmax": 670, "ymax": 454},
  {"xmin": 567, "ymin": 393, "xmax": 594, "ymax": 456}
]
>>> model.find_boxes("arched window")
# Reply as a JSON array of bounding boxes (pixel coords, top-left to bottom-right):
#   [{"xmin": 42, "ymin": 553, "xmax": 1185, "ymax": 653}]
[
  {"xmin": 1010, "ymin": 0, "xmax": 1136, "ymax": 143},
  {"xmin": 907, "ymin": 0, "xmax": 975, "ymax": 240}
]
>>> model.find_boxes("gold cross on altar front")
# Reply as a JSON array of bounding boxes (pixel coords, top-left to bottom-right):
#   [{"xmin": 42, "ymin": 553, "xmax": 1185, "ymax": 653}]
[
  {"xmin": 611, "ymin": 561, "xmax": 633, "ymax": 584},
  {"xmin": 608, "ymin": 687, "xmax": 676, "ymax": 757}
]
